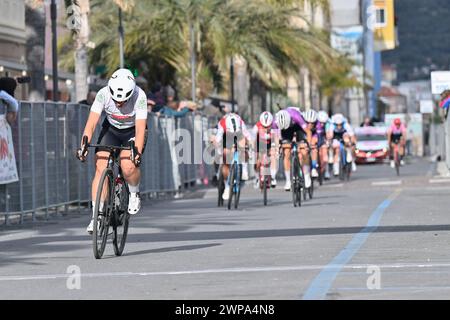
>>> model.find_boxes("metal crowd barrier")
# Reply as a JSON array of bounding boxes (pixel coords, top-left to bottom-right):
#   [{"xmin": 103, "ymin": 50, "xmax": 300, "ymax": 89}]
[{"xmin": 0, "ymin": 102, "xmax": 218, "ymax": 225}]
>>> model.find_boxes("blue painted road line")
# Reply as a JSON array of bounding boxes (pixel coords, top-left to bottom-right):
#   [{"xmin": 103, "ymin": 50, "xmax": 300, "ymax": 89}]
[{"xmin": 302, "ymin": 190, "xmax": 401, "ymax": 300}]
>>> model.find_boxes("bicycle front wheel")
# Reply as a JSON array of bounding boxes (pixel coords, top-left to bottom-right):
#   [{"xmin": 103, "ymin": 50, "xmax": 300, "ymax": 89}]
[
  {"xmin": 113, "ymin": 180, "xmax": 130, "ymax": 256},
  {"xmin": 93, "ymin": 168, "xmax": 114, "ymax": 259},
  {"xmin": 263, "ymin": 177, "xmax": 268, "ymax": 206}
]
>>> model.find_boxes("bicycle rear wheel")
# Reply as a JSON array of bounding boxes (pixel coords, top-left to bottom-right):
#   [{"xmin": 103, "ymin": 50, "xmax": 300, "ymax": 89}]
[
  {"xmin": 339, "ymin": 146, "xmax": 346, "ymax": 181},
  {"xmin": 217, "ymin": 168, "xmax": 224, "ymax": 207},
  {"xmin": 228, "ymin": 163, "xmax": 236, "ymax": 210},
  {"xmin": 309, "ymin": 177, "xmax": 314, "ymax": 199},
  {"xmin": 234, "ymin": 164, "xmax": 242, "ymax": 209},
  {"xmin": 113, "ymin": 180, "xmax": 130, "ymax": 256},
  {"xmin": 394, "ymin": 147, "xmax": 400, "ymax": 176},
  {"xmin": 93, "ymin": 168, "xmax": 114, "ymax": 259}
]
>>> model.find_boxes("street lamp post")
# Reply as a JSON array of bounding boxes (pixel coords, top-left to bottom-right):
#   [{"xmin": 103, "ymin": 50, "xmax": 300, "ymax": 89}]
[
  {"xmin": 190, "ymin": 22, "xmax": 196, "ymax": 102},
  {"xmin": 118, "ymin": 7, "xmax": 124, "ymax": 68},
  {"xmin": 230, "ymin": 57, "xmax": 234, "ymax": 113},
  {"xmin": 51, "ymin": 0, "xmax": 58, "ymax": 101}
]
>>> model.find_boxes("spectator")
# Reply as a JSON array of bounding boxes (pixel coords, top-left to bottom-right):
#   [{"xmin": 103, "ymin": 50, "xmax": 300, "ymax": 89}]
[
  {"xmin": 200, "ymin": 98, "xmax": 226, "ymax": 118},
  {"xmin": 147, "ymin": 82, "xmax": 166, "ymax": 111},
  {"xmin": 0, "ymin": 77, "xmax": 19, "ymax": 125},
  {"xmin": 156, "ymin": 100, "xmax": 197, "ymax": 118},
  {"xmin": 78, "ymin": 90, "xmax": 97, "ymax": 106},
  {"xmin": 360, "ymin": 116, "xmax": 375, "ymax": 127}
]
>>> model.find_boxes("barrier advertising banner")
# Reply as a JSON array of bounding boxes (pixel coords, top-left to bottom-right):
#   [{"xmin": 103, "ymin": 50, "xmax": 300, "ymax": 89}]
[{"xmin": 0, "ymin": 116, "xmax": 19, "ymax": 184}]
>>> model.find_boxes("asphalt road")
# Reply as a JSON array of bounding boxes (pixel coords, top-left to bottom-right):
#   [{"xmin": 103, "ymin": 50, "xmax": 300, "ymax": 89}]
[{"xmin": 2, "ymin": 157, "xmax": 450, "ymax": 300}]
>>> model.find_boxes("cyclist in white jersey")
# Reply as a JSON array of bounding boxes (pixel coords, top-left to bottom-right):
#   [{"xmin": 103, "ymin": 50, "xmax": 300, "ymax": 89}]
[{"xmin": 77, "ymin": 68, "xmax": 148, "ymax": 234}]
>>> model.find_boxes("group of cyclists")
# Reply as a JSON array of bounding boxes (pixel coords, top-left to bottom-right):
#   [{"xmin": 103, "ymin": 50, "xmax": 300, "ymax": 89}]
[
  {"xmin": 76, "ymin": 68, "xmax": 409, "ymax": 235},
  {"xmin": 209, "ymin": 106, "xmax": 360, "ymax": 200}
]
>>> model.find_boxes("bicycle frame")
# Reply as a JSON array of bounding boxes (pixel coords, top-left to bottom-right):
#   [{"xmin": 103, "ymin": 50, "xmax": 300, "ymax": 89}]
[{"xmin": 228, "ymin": 137, "xmax": 241, "ymax": 194}]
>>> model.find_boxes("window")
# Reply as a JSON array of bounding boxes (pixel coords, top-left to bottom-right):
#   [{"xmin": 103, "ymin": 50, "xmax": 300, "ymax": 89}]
[{"xmin": 375, "ymin": 8, "xmax": 387, "ymax": 27}]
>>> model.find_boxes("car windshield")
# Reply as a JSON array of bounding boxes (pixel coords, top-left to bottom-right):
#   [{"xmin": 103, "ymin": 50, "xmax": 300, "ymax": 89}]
[{"xmin": 356, "ymin": 134, "xmax": 386, "ymax": 141}]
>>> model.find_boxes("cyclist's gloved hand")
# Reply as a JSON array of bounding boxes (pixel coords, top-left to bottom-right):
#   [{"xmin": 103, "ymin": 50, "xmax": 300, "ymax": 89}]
[
  {"xmin": 131, "ymin": 148, "xmax": 142, "ymax": 167},
  {"xmin": 76, "ymin": 143, "xmax": 89, "ymax": 162}
]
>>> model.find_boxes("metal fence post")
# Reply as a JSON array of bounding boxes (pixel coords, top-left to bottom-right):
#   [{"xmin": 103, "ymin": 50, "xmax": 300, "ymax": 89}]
[
  {"xmin": 31, "ymin": 103, "xmax": 36, "ymax": 221},
  {"xmin": 55, "ymin": 104, "xmax": 60, "ymax": 216},
  {"xmin": 18, "ymin": 104, "xmax": 24, "ymax": 223},
  {"xmin": 44, "ymin": 103, "xmax": 49, "ymax": 220},
  {"xmin": 65, "ymin": 103, "xmax": 70, "ymax": 215}
]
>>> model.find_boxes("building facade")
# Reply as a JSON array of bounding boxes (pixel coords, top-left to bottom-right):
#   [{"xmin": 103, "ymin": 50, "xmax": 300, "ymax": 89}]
[{"xmin": 0, "ymin": 0, "xmax": 28, "ymax": 100}]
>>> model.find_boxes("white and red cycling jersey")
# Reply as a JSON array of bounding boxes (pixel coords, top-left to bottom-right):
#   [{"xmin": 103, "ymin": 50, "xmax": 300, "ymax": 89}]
[
  {"xmin": 90, "ymin": 85, "xmax": 148, "ymax": 130},
  {"xmin": 251, "ymin": 121, "xmax": 280, "ymax": 145},
  {"xmin": 215, "ymin": 114, "xmax": 251, "ymax": 145}
]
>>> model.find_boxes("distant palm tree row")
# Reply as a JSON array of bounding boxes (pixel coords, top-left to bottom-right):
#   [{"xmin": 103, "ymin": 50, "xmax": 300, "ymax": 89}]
[{"xmin": 55, "ymin": 0, "xmax": 358, "ymax": 108}]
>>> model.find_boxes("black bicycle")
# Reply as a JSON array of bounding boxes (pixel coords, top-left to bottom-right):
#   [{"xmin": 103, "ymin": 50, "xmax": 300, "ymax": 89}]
[
  {"xmin": 304, "ymin": 144, "xmax": 314, "ymax": 201},
  {"xmin": 227, "ymin": 136, "xmax": 243, "ymax": 210},
  {"xmin": 79, "ymin": 136, "xmax": 138, "ymax": 259},
  {"xmin": 290, "ymin": 133, "xmax": 305, "ymax": 207}
]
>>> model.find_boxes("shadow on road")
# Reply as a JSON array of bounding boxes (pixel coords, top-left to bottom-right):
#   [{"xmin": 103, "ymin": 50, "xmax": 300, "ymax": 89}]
[
  {"xmin": 122, "ymin": 243, "xmax": 222, "ymax": 257},
  {"xmin": 2, "ymin": 224, "xmax": 450, "ymax": 267}
]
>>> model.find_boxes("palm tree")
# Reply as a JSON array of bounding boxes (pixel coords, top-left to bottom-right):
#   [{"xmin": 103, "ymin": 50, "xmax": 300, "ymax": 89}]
[
  {"xmin": 61, "ymin": 0, "xmax": 343, "ymax": 110},
  {"xmin": 65, "ymin": 0, "xmax": 91, "ymax": 102}
]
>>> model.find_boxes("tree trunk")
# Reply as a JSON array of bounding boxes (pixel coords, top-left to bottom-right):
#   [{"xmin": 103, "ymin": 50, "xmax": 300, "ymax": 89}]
[
  {"xmin": 74, "ymin": 0, "xmax": 90, "ymax": 102},
  {"xmin": 25, "ymin": 0, "xmax": 46, "ymax": 101},
  {"xmin": 327, "ymin": 96, "xmax": 333, "ymax": 116}
]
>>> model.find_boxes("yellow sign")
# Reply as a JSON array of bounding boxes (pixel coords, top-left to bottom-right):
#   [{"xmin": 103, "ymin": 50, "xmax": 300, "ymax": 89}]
[{"xmin": 373, "ymin": 0, "xmax": 396, "ymax": 51}]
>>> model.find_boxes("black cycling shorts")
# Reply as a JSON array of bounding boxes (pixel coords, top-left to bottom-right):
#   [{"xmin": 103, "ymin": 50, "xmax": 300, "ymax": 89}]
[
  {"xmin": 256, "ymin": 140, "xmax": 272, "ymax": 154},
  {"xmin": 222, "ymin": 132, "xmax": 244, "ymax": 150},
  {"xmin": 95, "ymin": 118, "xmax": 148, "ymax": 154},
  {"xmin": 391, "ymin": 133, "xmax": 402, "ymax": 144},
  {"xmin": 281, "ymin": 124, "xmax": 306, "ymax": 144}
]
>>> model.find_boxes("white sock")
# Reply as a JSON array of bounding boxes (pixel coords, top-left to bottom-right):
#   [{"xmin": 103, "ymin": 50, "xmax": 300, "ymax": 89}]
[
  {"xmin": 128, "ymin": 184, "xmax": 140, "ymax": 193},
  {"xmin": 91, "ymin": 201, "xmax": 104, "ymax": 217},
  {"xmin": 303, "ymin": 165, "xmax": 310, "ymax": 175},
  {"xmin": 271, "ymin": 168, "xmax": 277, "ymax": 180},
  {"xmin": 285, "ymin": 171, "xmax": 290, "ymax": 183}
]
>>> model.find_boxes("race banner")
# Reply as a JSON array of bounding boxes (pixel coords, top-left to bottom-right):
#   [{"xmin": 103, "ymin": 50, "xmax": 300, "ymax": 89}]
[{"xmin": 0, "ymin": 115, "xmax": 19, "ymax": 184}]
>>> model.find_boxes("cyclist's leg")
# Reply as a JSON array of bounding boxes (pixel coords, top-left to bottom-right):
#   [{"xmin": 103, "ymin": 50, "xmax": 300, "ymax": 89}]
[
  {"xmin": 237, "ymin": 135, "xmax": 249, "ymax": 180},
  {"xmin": 254, "ymin": 147, "xmax": 261, "ymax": 188},
  {"xmin": 299, "ymin": 141, "xmax": 311, "ymax": 187},
  {"xmin": 319, "ymin": 141, "xmax": 328, "ymax": 173},
  {"xmin": 389, "ymin": 141, "xmax": 396, "ymax": 167},
  {"xmin": 310, "ymin": 135, "xmax": 319, "ymax": 177},
  {"xmin": 332, "ymin": 139, "xmax": 340, "ymax": 175},
  {"xmin": 282, "ymin": 143, "xmax": 292, "ymax": 190},
  {"xmin": 343, "ymin": 133, "xmax": 352, "ymax": 161},
  {"xmin": 222, "ymin": 147, "xmax": 232, "ymax": 199},
  {"xmin": 269, "ymin": 144, "xmax": 278, "ymax": 185},
  {"xmin": 400, "ymin": 137, "xmax": 406, "ymax": 163},
  {"xmin": 119, "ymin": 127, "xmax": 148, "ymax": 214}
]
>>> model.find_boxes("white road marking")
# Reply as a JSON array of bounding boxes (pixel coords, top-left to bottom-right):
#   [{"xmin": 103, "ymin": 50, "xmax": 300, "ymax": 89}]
[
  {"xmin": 429, "ymin": 179, "xmax": 450, "ymax": 184},
  {"xmin": 2, "ymin": 262, "xmax": 450, "ymax": 282},
  {"xmin": 322, "ymin": 183, "xmax": 344, "ymax": 188},
  {"xmin": 371, "ymin": 180, "xmax": 402, "ymax": 186}
]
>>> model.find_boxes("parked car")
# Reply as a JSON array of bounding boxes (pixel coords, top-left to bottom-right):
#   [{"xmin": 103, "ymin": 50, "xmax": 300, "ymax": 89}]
[{"xmin": 354, "ymin": 126, "xmax": 389, "ymax": 164}]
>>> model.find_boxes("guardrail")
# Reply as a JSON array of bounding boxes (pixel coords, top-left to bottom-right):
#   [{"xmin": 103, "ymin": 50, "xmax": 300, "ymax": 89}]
[{"xmin": 0, "ymin": 102, "xmax": 218, "ymax": 225}]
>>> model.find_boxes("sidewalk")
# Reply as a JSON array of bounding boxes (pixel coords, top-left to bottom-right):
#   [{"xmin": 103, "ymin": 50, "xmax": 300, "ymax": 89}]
[{"xmin": 436, "ymin": 161, "xmax": 450, "ymax": 177}]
